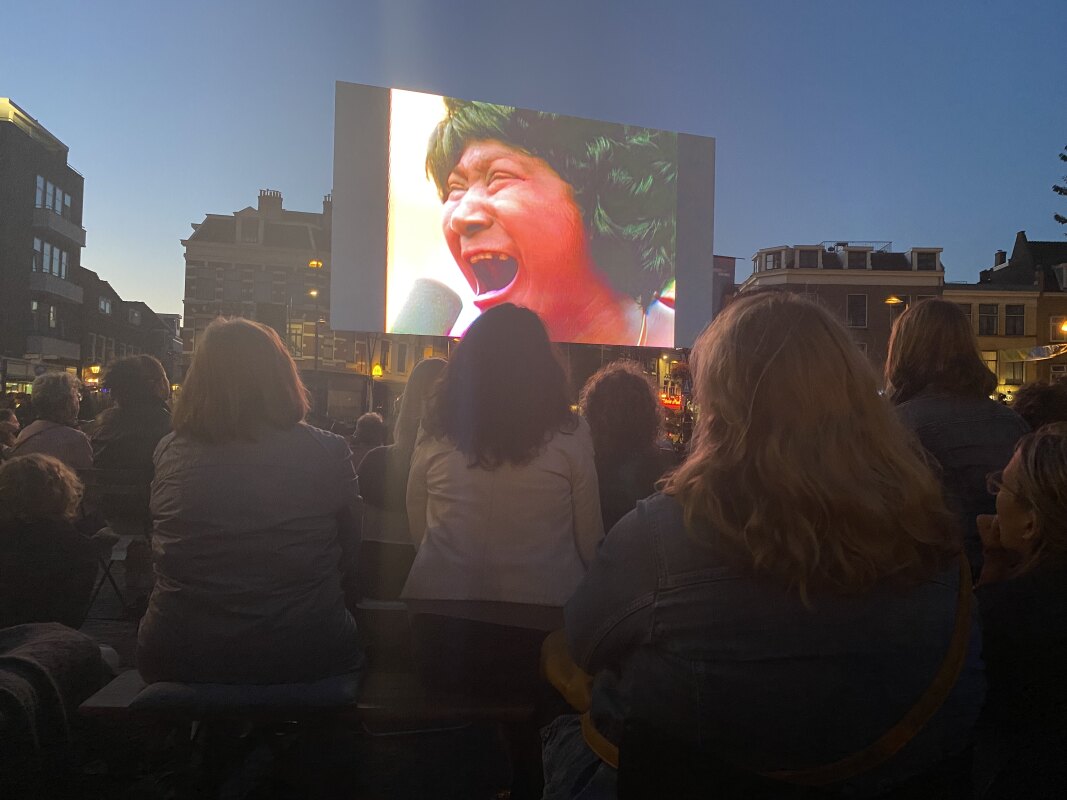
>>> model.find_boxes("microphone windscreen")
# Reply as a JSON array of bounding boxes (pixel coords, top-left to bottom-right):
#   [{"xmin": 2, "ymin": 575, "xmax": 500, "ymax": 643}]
[{"xmin": 391, "ymin": 278, "xmax": 463, "ymax": 335}]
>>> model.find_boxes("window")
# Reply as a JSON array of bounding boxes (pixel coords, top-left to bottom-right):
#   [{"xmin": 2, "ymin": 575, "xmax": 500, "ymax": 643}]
[
  {"xmin": 763, "ymin": 251, "xmax": 780, "ymax": 270},
  {"xmin": 979, "ymin": 304, "xmax": 998, "ymax": 336},
  {"xmin": 955, "ymin": 303, "xmax": 972, "ymax": 323},
  {"xmin": 1051, "ymin": 316, "xmax": 1067, "ymax": 343},
  {"xmin": 45, "ymin": 181, "xmax": 54, "ymax": 211},
  {"xmin": 48, "ymin": 304, "xmax": 57, "ymax": 329},
  {"xmin": 1004, "ymin": 361, "xmax": 1024, "ymax": 386},
  {"xmin": 355, "ymin": 341, "xmax": 368, "ymax": 371},
  {"xmin": 35, "ymin": 175, "xmax": 45, "ymax": 207},
  {"xmin": 241, "ymin": 221, "xmax": 260, "ymax": 243},
  {"xmin": 1051, "ymin": 364, "xmax": 1067, "ymax": 383},
  {"xmin": 98, "ymin": 297, "xmax": 112, "ymax": 315},
  {"xmin": 223, "ymin": 278, "xmax": 243, "ymax": 301},
  {"xmin": 847, "ymin": 250, "xmax": 867, "ymax": 269},
  {"xmin": 254, "ymin": 272, "xmax": 274, "ymax": 303},
  {"xmin": 32, "ymin": 238, "xmax": 42, "ymax": 271},
  {"xmin": 981, "ymin": 350, "xmax": 997, "ymax": 377},
  {"xmin": 396, "ymin": 343, "xmax": 409, "ymax": 374},
  {"xmin": 129, "ymin": 309, "xmax": 142, "ymax": 325},
  {"xmin": 797, "ymin": 249, "xmax": 819, "ymax": 268},
  {"xmin": 916, "ymin": 251, "xmax": 938, "ymax": 270},
  {"xmin": 1005, "ymin": 305, "xmax": 1025, "ymax": 336},
  {"xmin": 846, "ymin": 294, "xmax": 868, "ymax": 328},
  {"xmin": 380, "ymin": 340, "xmax": 392, "ymax": 370}
]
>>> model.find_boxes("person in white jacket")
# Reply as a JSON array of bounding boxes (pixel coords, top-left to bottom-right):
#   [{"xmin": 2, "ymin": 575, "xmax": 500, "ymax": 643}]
[{"xmin": 402, "ymin": 303, "xmax": 604, "ymax": 700}]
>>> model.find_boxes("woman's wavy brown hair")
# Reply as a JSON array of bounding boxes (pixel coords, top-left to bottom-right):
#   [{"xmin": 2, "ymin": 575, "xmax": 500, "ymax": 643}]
[
  {"xmin": 173, "ymin": 318, "xmax": 309, "ymax": 443},
  {"xmin": 423, "ymin": 304, "xmax": 576, "ymax": 468},
  {"xmin": 0, "ymin": 453, "xmax": 84, "ymax": 524},
  {"xmin": 1007, "ymin": 423, "xmax": 1067, "ymax": 572},
  {"xmin": 884, "ymin": 298, "xmax": 996, "ymax": 404},
  {"xmin": 579, "ymin": 361, "xmax": 662, "ymax": 465},
  {"xmin": 663, "ymin": 292, "xmax": 958, "ymax": 598}
]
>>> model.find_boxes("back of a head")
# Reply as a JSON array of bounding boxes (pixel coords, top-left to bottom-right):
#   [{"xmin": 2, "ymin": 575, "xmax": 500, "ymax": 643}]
[
  {"xmin": 0, "ymin": 453, "xmax": 83, "ymax": 525},
  {"xmin": 394, "ymin": 357, "xmax": 447, "ymax": 453},
  {"xmin": 103, "ymin": 355, "xmax": 167, "ymax": 408},
  {"xmin": 354, "ymin": 412, "xmax": 387, "ymax": 446},
  {"xmin": 885, "ymin": 297, "xmax": 995, "ymax": 404},
  {"xmin": 30, "ymin": 372, "xmax": 79, "ymax": 424},
  {"xmin": 1011, "ymin": 423, "xmax": 1067, "ymax": 570},
  {"xmin": 580, "ymin": 361, "xmax": 661, "ymax": 463},
  {"xmin": 425, "ymin": 304, "xmax": 574, "ymax": 468},
  {"xmin": 664, "ymin": 292, "xmax": 956, "ymax": 597},
  {"xmin": 173, "ymin": 318, "xmax": 309, "ymax": 443},
  {"xmin": 1011, "ymin": 381, "xmax": 1067, "ymax": 431}
]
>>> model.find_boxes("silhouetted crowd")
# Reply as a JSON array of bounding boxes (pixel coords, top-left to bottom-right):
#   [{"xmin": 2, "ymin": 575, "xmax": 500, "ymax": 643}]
[{"xmin": 1, "ymin": 295, "xmax": 1065, "ymax": 798}]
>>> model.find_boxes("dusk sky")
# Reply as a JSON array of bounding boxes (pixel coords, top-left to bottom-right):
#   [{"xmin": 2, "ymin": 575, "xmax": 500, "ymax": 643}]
[{"xmin": 3, "ymin": 0, "xmax": 1064, "ymax": 316}]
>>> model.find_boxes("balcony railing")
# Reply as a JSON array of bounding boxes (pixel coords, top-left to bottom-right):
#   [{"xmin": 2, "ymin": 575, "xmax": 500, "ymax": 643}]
[
  {"xmin": 25, "ymin": 335, "xmax": 81, "ymax": 362},
  {"xmin": 28, "ymin": 271, "xmax": 84, "ymax": 304},
  {"xmin": 32, "ymin": 206, "xmax": 87, "ymax": 247}
]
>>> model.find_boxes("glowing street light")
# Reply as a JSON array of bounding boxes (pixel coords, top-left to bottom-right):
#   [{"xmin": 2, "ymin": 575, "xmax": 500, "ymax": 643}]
[{"xmin": 308, "ymin": 259, "xmax": 323, "ymax": 269}]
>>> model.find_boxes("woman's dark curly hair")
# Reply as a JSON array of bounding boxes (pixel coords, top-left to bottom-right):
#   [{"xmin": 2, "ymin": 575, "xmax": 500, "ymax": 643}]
[
  {"xmin": 579, "ymin": 361, "xmax": 662, "ymax": 464},
  {"xmin": 425, "ymin": 97, "xmax": 677, "ymax": 308},
  {"xmin": 103, "ymin": 355, "xmax": 166, "ymax": 407},
  {"xmin": 423, "ymin": 304, "xmax": 577, "ymax": 469}
]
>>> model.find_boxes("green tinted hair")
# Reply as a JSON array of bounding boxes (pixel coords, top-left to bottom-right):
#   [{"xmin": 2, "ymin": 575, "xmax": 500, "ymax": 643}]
[{"xmin": 425, "ymin": 97, "xmax": 677, "ymax": 307}]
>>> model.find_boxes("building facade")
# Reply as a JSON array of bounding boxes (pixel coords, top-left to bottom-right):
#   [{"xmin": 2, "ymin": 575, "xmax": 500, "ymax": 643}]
[
  {"xmin": 180, "ymin": 189, "xmax": 443, "ymax": 422},
  {"xmin": 741, "ymin": 241, "xmax": 945, "ymax": 367},
  {"xmin": 0, "ymin": 98, "xmax": 87, "ymax": 392}
]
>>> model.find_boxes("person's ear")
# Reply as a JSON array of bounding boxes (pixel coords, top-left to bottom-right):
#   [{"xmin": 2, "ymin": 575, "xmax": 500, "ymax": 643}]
[{"xmin": 1020, "ymin": 509, "xmax": 1039, "ymax": 543}]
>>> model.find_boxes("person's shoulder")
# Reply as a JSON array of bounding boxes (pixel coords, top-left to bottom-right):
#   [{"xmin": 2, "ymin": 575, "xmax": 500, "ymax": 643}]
[{"xmin": 294, "ymin": 421, "xmax": 351, "ymax": 457}]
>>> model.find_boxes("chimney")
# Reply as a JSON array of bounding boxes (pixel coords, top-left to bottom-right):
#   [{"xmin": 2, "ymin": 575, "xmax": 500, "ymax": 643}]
[
  {"xmin": 322, "ymin": 193, "xmax": 333, "ymax": 222},
  {"xmin": 258, "ymin": 189, "xmax": 283, "ymax": 217},
  {"xmin": 994, "ymin": 249, "xmax": 1007, "ymax": 266}
]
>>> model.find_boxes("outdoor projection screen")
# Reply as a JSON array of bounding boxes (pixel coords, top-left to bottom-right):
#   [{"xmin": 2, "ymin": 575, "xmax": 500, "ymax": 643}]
[{"xmin": 331, "ymin": 81, "xmax": 715, "ymax": 347}]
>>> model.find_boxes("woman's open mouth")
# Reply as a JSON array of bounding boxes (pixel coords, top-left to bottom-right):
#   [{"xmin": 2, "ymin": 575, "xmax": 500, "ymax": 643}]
[{"xmin": 467, "ymin": 252, "xmax": 519, "ymax": 296}]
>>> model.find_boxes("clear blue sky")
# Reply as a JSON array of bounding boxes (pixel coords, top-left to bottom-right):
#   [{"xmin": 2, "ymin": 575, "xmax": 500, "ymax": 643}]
[{"xmin": 3, "ymin": 0, "xmax": 1064, "ymax": 316}]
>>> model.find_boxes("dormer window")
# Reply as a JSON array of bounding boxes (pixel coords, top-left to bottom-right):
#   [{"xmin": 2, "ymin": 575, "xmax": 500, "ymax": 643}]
[
  {"xmin": 916, "ymin": 251, "xmax": 938, "ymax": 270},
  {"xmin": 99, "ymin": 297, "xmax": 112, "ymax": 315},
  {"xmin": 846, "ymin": 250, "xmax": 868, "ymax": 269},
  {"xmin": 764, "ymin": 251, "xmax": 781, "ymax": 270},
  {"xmin": 797, "ymin": 249, "xmax": 819, "ymax": 268}
]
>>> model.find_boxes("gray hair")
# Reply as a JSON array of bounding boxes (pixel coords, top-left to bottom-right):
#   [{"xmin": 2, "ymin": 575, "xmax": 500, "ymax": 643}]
[{"xmin": 30, "ymin": 371, "xmax": 80, "ymax": 423}]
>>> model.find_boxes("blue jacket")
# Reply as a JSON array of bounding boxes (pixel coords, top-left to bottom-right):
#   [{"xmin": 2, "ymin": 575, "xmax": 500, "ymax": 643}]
[
  {"xmin": 895, "ymin": 390, "xmax": 1029, "ymax": 577},
  {"xmin": 565, "ymin": 492, "xmax": 986, "ymax": 796}
]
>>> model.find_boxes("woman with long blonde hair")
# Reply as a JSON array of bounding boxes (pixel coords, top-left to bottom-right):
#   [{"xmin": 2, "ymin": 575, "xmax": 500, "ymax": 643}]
[{"xmin": 545, "ymin": 291, "xmax": 985, "ymax": 798}]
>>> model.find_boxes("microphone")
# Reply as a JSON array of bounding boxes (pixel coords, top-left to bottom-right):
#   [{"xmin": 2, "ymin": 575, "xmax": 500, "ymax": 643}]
[{"xmin": 391, "ymin": 278, "xmax": 463, "ymax": 335}]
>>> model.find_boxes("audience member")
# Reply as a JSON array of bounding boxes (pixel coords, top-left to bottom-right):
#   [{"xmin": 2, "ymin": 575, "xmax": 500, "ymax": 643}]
[
  {"xmin": 9, "ymin": 372, "xmax": 93, "ymax": 470},
  {"xmin": 91, "ymin": 355, "xmax": 172, "ymax": 472},
  {"xmin": 348, "ymin": 411, "xmax": 387, "ymax": 470},
  {"xmin": 579, "ymin": 361, "xmax": 678, "ymax": 532},
  {"xmin": 402, "ymin": 304, "xmax": 603, "ymax": 699},
  {"xmin": 543, "ymin": 292, "xmax": 984, "ymax": 798},
  {"xmin": 0, "ymin": 408, "xmax": 19, "ymax": 448},
  {"xmin": 356, "ymin": 357, "xmax": 446, "ymax": 599},
  {"xmin": 137, "ymin": 318, "xmax": 363, "ymax": 684},
  {"xmin": 885, "ymin": 298, "xmax": 1028, "ymax": 578},
  {"xmin": 1009, "ymin": 379, "xmax": 1067, "ymax": 432},
  {"xmin": 974, "ymin": 424, "xmax": 1067, "ymax": 796},
  {"xmin": 0, "ymin": 454, "xmax": 103, "ymax": 628}
]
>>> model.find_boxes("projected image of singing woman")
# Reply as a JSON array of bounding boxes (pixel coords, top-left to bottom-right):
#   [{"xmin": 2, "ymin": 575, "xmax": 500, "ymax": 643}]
[{"xmin": 425, "ymin": 98, "xmax": 677, "ymax": 346}]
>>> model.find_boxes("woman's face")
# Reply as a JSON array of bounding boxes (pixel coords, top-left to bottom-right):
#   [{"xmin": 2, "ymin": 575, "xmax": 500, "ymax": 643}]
[
  {"xmin": 996, "ymin": 451, "xmax": 1037, "ymax": 555},
  {"xmin": 442, "ymin": 140, "xmax": 606, "ymax": 321}
]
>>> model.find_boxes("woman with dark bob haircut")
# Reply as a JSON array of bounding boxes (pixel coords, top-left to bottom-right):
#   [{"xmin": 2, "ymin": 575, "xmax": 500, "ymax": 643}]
[
  {"xmin": 886, "ymin": 298, "xmax": 1028, "ymax": 578},
  {"xmin": 426, "ymin": 98, "xmax": 676, "ymax": 346},
  {"xmin": 579, "ymin": 361, "xmax": 677, "ymax": 532},
  {"xmin": 402, "ymin": 303, "xmax": 603, "ymax": 699},
  {"xmin": 138, "ymin": 318, "xmax": 363, "ymax": 684}
]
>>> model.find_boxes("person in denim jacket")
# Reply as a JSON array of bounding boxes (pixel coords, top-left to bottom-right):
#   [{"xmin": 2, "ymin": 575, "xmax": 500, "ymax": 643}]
[
  {"xmin": 543, "ymin": 292, "xmax": 985, "ymax": 799},
  {"xmin": 886, "ymin": 299, "xmax": 1029, "ymax": 579}
]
